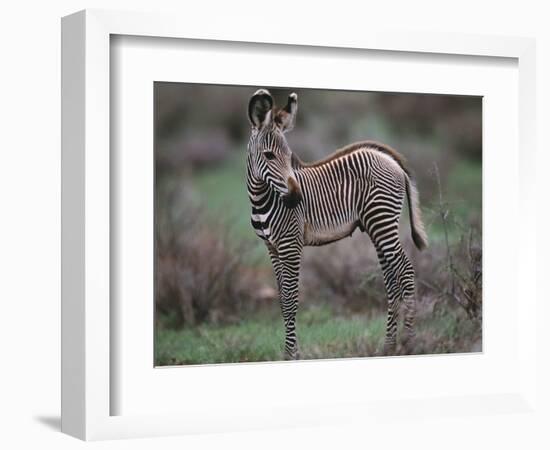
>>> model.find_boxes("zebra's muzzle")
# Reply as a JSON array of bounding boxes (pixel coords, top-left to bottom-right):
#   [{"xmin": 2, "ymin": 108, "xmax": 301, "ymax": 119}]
[{"xmin": 282, "ymin": 177, "xmax": 302, "ymax": 209}]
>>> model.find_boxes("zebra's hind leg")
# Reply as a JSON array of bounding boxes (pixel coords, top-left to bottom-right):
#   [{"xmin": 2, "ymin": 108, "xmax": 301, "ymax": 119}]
[
  {"xmin": 374, "ymin": 245, "xmax": 401, "ymax": 355},
  {"xmin": 365, "ymin": 213, "xmax": 413, "ymax": 355},
  {"xmin": 376, "ymin": 234, "xmax": 418, "ymax": 351},
  {"xmin": 402, "ymin": 294, "xmax": 416, "ymax": 352},
  {"xmin": 395, "ymin": 248, "xmax": 417, "ymax": 352},
  {"xmin": 373, "ymin": 236, "xmax": 418, "ymax": 355}
]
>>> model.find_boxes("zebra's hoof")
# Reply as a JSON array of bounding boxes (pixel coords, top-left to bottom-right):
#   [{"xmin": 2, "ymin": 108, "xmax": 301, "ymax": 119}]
[
  {"xmin": 402, "ymin": 336, "xmax": 416, "ymax": 354},
  {"xmin": 284, "ymin": 349, "xmax": 300, "ymax": 361},
  {"xmin": 382, "ymin": 342, "xmax": 397, "ymax": 356}
]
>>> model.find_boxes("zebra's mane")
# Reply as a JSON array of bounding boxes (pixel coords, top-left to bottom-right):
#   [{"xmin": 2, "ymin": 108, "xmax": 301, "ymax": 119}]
[{"xmin": 291, "ymin": 140, "xmax": 411, "ymax": 177}]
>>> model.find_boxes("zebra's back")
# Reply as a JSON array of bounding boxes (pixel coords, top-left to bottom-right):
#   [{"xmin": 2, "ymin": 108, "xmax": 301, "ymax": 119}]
[{"xmin": 296, "ymin": 143, "xmax": 407, "ymax": 247}]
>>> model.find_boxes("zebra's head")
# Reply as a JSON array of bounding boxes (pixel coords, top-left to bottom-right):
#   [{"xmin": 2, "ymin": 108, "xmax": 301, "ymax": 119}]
[{"xmin": 247, "ymin": 89, "xmax": 302, "ymax": 209}]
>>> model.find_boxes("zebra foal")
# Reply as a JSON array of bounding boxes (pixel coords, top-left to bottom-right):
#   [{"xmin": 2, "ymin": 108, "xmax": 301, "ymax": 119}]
[{"xmin": 246, "ymin": 89, "xmax": 428, "ymax": 360}]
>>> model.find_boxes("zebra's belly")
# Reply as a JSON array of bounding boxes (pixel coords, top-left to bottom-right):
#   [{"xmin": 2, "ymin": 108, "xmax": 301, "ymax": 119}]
[{"xmin": 303, "ymin": 221, "xmax": 361, "ymax": 247}]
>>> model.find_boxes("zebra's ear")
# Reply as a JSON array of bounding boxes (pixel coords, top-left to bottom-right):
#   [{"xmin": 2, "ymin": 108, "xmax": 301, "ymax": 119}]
[
  {"xmin": 248, "ymin": 89, "xmax": 274, "ymax": 129},
  {"xmin": 276, "ymin": 93, "xmax": 298, "ymax": 133}
]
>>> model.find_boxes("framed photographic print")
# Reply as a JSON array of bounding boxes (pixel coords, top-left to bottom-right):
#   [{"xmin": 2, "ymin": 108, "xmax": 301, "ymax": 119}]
[{"xmin": 62, "ymin": 9, "xmax": 538, "ymax": 441}]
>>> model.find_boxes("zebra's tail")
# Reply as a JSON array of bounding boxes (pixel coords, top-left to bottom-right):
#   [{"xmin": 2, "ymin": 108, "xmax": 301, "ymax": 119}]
[{"xmin": 405, "ymin": 175, "xmax": 428, "ymax": 250}]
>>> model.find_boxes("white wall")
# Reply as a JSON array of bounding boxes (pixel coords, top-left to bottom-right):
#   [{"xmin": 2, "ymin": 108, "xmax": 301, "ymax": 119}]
[{"xmin": 0, "ymin": 1, "xmax": 548, "ymax": 449}]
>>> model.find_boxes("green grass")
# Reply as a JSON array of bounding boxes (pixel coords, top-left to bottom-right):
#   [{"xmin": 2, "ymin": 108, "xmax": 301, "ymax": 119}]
[
  {"xmin": 446, "ymin": 159, "xmax": 482, "ymax": 222},
  {"xmin": 155, "ymin": 303, "xmax": 481, "ymax": 366}
]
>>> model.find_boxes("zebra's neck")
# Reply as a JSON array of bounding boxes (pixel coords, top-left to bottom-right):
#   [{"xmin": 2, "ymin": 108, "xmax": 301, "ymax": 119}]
[{"xmin": 247, "ymin": 168, "xmax": 302, "ymax": 242}]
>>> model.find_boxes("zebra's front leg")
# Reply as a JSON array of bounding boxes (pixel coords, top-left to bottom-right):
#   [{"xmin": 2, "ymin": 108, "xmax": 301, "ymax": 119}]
[
  {"xmin": 276, "ymin": 243, "xmax": 303, "ymax": 360},
  {"xmin": 266, "ymin": 243, "xmax": 283, "ymax": 294}
]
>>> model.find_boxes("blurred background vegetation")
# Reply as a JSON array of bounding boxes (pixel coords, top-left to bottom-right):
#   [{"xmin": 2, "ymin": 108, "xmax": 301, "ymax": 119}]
[{"xmin": 154, "ymin": 83, "xmax": 482, "ymax": 365}]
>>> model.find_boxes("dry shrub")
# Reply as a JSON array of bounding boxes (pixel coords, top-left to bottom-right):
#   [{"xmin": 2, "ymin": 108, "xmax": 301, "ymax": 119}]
[
  {"xmin": 417, "ymin": 163, "xmax": 483, "ymax": 321},
  {"xmin": 415, "ymin": 229, "xmax": 482, "ymax": 319},
  {"xmin": 301, "ymin": 233, "xmax": 387, "ymax": 312},
  {"xmin": 156, "ymin": 130, "xmax": 231, "ymax": 175},
  {"xmin": 448, "ymin": 230, "xmax": 482, "ymax": 319},
  {"xmin": 155, "ymin": 201, "xmax": 263, "ymax": 328}
]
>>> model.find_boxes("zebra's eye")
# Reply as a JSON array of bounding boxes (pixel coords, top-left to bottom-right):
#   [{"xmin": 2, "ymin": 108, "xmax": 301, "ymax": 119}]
[{"xmin": 263, "ymin": 151, "xmax": 276, "ymax": 160}]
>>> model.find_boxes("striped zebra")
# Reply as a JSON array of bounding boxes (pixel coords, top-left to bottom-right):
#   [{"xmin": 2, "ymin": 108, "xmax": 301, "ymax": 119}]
[{"xmin": 246, "ymin": 89, "xmax": 428, "ymax": 360}]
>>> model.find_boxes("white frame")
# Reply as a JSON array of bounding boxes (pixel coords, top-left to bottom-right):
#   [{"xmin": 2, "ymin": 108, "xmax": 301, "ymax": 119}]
[{"xmin": 61, "ymin": 9, "xmax": 537, "ymax": 441}]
